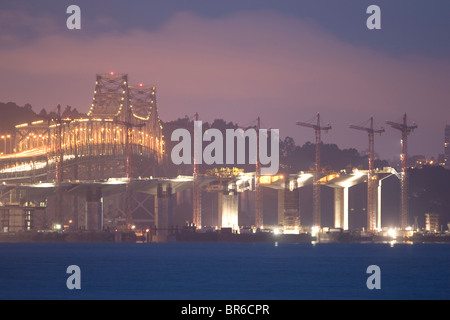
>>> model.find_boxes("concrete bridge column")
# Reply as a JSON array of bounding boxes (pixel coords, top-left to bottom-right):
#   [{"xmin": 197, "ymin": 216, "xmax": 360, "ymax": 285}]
[
  {"xmin": 154, "ymin": 183, "xmax": 173, "ymax": 240},
  {"xmin": 277, "ymin": 189, "xmax": 284, "ymax": 226},
  {"xmin": 218, "ymin": 185, "xmax": 239, "ymax": 231},
  {"xmin": 334, "ymin": 187, "xmax": 349, "ymax": 230},
  {"xmin": 85, "ymin": 187, "xmax": 103, "ymax": 230},
  {"xmin": 278, "ymin": 188, "xmax": 300, "ymax": 233},
  {"xmin": 377, "ymin": 180, "xmax": 382, "ymax": 231}
]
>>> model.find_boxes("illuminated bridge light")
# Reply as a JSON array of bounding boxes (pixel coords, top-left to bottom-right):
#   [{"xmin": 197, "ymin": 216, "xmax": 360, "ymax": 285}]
[
  {"xmin": 317, "ymin": 173, "xmax": 340, "ymax": 184},
  {"xmin": 259, "ymin": 175, "xmax": 283, "ymax": 184},
  {"xmin": 297, "ymin": 173, "xmax": 313, "ymax": 185}
]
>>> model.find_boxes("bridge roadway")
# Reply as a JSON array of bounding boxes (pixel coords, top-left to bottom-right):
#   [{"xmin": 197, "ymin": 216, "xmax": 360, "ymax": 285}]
[{"xmin": 0, "ymin": 166, "xmax": 399, "ymax": 239}]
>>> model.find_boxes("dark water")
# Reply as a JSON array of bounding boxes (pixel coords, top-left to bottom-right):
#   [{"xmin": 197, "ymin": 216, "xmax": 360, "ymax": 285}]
[{"xmin": 0, "ymin": 242, "xmax": 448, "ymax": 300}]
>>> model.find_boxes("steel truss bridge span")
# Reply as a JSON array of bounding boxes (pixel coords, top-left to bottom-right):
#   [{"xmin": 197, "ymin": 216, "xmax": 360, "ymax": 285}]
[{"xmin": 0, "ymin": 73, "xmax": 165, "ymax": 182}]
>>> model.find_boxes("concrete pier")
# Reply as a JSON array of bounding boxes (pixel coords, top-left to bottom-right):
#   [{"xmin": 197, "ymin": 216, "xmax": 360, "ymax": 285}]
[
  {"xmin": 85, "ymin": 187, "xmax": 103, "ymax": 231},
  {"xmin": 218, "ymin": 190, "xmax": 239, "ymax": 231},
  {"xmin": 153, "ymin": 183, "xmax": 173, "ymax": 241},
  {"xmin": 278, "ymin": 188, "xmax": 300, "ymax": 233},
  {"xmin": 334, "ymin": 186, "xmax": 349, "ymax": 230}
]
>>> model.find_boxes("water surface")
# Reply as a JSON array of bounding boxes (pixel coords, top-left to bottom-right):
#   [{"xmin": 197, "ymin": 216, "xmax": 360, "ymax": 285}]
[{"xmin": 0, "ymin": 242, "xmax": 448, "ymax": 300}]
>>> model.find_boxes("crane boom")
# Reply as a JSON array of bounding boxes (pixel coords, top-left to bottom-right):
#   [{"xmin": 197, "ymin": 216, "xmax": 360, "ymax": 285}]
[{"xmin": 349, "ymin": 124, "xmax": 384, "ymax": 135}]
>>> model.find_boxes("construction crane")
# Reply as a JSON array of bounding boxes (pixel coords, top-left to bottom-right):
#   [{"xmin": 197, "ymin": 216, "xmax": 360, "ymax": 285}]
[
  {"xmin": 386, "ymin": 114, "xmax": 417, "ymax": 230},
  {"xmin": 162, "ymin": 113, "xmax": 203, "ymax": 229},
  {"xmin": 350, "ymin": 116, "xmax": 384, "ymax": 231},
  {"xmin": 296, "ymin": 113, "xmax": 331, "ymax": 228},
  {"xmin": 255, "ymin": 116, "xmax": 262, "ymax": 229},
  {"xmin": 178, "ymin": 114, "xmax": 263, "ymax": 229},
  {"xmin": 227, "ymin": 117, "xmax": 263, "ymax": 228},
  {"xmin": 229, "ymin": 117, "xmax": 263, "ymax": 228},
  {"xmin": 193, "ymin": 112, "xmax": 201, "ymax": 229}
]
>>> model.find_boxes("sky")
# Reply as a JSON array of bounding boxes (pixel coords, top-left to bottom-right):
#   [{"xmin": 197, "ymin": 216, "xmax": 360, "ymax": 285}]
[{"xmin": 0, "ymin": 0, "xmax": 449, "ymax": 161}]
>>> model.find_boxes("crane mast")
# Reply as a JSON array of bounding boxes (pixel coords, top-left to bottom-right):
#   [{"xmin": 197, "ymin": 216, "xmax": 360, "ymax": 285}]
[
  {"xmin": 296, "ymin": 113, "xmax": 331, "ymax": 228},
  {"xmin": 255, "ymin": 117, "xmax": 262, "ymax": 229},
  {"xmin": 350, "ymin": 117, "xmax": 384, "ymax": 231},
  {"xmin": 193, "ymin": 112, "xmax": 201, "ymax": 229},
  {"xmin": 386, "ymin": 114, "xmax": 417, "ymax": 229}
]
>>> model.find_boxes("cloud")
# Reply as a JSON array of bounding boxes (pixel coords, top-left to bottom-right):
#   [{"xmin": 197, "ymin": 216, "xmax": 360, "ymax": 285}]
[
  {"xmin": 0, "ymin": 10, "xmax": 449, "ymax": 158},
  {"xmin": 0, "ymin": 10, "xmax": 59, "ymax": 46}
]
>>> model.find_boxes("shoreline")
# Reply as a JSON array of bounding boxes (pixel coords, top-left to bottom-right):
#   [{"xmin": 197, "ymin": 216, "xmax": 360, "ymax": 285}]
[{"xmin": 1, "ymin": 230, "xmax": 449, "ymax": 244}]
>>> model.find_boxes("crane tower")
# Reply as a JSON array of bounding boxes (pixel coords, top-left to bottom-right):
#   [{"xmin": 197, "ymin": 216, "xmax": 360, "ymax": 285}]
[
  {"xmin": 350, "ymin": 117, "xmax": 384, "ymax": 231},
  {"xmin": 386, "ymin": 114, "xmax": 417, "ymax": 229},
  {"xmin": 296, "ymin": 113, "xmax": 331, "ymax": 228}
]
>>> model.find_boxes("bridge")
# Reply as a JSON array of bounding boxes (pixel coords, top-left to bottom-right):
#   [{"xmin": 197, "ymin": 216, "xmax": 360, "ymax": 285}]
[{"xmin": 0, "ymin": 73, "xmax": 400, "ymax": 240}]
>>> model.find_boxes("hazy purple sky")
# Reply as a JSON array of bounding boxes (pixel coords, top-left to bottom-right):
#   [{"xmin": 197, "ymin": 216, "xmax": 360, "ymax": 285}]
[{"xmin": 0, "ymin": 1, "xmax": 449, "ymax": 161}]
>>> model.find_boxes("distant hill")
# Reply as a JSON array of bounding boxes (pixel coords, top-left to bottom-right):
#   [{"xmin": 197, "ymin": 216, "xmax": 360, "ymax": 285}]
[
  {"xmin": 0, "ymin": 102, "xmax": 41, "ymax": 134},
  {"xmin": 0, "ymin": 102, "xmax": 87, "ymax": 135}
]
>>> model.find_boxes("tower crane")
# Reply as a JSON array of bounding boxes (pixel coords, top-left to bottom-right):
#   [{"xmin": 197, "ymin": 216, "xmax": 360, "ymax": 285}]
[
  {"xmin": 193, "ymin": 112, "xmax": 201, "ymax": 229},
  {"xmin": 164, "ymin": 113, "xmax": 202, "ymax": 229},
  {"xmin": 296, "ymin": 113, "xmax": 331, "ymax": 228},
  {"xmin": 386, "ymin": 114, "xmax": 417, "ymax": 229},
  {"xmin": 350, "ymin": 116, "xmax": 384, "ymax": 231}
]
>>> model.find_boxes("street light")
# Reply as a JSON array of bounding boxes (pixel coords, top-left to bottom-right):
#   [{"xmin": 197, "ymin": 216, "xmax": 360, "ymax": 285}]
[
  {"xmin": 6, "ymin": 135, "xmax": 11, "ymax": 154},
  {"xmin": 1, "ymin": 135, "xmax": 12, "ymax": 154}
]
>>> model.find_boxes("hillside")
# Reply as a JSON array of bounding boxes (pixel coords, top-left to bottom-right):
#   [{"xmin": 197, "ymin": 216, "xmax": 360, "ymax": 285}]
[{"xmin": 0, "ymin": 102, "xmax": 41, "ymax": 134}]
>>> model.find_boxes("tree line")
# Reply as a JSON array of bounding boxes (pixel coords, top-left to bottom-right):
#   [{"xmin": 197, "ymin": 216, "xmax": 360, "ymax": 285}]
[
  {"xmin": 0, "ymin": 102, "xmax": 85, "ymax": 135},
  {"xmin": 161, "ymin": 116, "xmax": 389, "ymax": 175}
]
